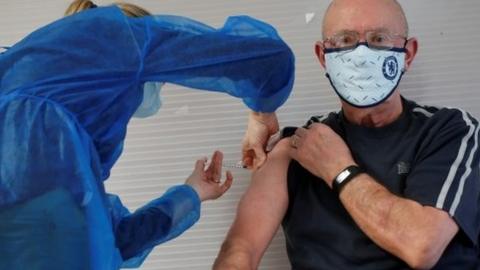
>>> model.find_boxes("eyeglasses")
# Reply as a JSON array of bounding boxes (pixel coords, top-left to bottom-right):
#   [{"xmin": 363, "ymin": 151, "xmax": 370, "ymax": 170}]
[{"xmin": 322, "ymin": 30, "xmax": 407, "ymax": 51}]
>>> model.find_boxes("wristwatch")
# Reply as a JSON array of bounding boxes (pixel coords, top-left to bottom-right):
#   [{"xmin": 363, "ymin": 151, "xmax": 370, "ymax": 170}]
[{"xmin": 332, "ymin": 165, "xmax": 364, "ymax": 194}]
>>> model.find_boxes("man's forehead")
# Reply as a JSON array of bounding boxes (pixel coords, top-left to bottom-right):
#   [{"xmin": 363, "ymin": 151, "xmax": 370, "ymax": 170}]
[
  {"xmin": 322, "ymin": 0, "xmax": 407, "ymax": 37},
  {"xmin": 328, "ymin": 19, "xmax": 402, "ymax": 33},
  {"xmin": 333, "ymin": 27, "xmax": 396, "ymax": 35}
]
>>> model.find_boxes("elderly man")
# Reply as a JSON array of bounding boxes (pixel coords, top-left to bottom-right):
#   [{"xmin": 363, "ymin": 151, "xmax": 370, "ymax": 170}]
[{"xmin": 214, "ymin": 0, "xmax": 480, "ymax": 269}]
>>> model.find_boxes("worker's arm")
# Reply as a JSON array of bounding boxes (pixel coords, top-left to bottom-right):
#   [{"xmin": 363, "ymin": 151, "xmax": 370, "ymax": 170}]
[
  {"xmin": 1, "ymin": 8, "xmax": 294, "ymax": 114},
  {"xmin": 214, "ymin": 139, "xmax": 291, "ymax": 269},
  {"xmin": 129, "ymin": 14, "xmax": 295, "ymax": 169},
  {"xmin": 111, "ymin": 151, "xmax": 233, "ymax": 268},
  {"xmin": 132, "ymin": 14, "xmax": 294, "ymax": 113}
]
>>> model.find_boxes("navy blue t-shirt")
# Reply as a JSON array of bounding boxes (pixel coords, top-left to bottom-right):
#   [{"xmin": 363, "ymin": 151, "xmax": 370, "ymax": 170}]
[{"xmin": 282, "ymin": 98, "xmax": 480, "ymax": 269}]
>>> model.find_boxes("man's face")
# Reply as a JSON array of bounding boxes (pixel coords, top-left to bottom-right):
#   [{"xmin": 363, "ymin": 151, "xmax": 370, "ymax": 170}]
[
  {"xmin": 317, "ymin": 0, "xmax": 413, "ymax": 70},
  {"xmin": 315, "ymin": 0, "xmax": 418, "ymax": 112}
]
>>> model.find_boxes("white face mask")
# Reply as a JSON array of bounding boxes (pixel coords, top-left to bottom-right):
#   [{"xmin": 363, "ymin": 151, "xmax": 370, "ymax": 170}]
[
  {"xmin": 133, "ymin": 82, "xmax": 164, "ymax": 118},
  {"xmin": 325, "ymin": 44, "xmax": 406, "ymax": 108}
]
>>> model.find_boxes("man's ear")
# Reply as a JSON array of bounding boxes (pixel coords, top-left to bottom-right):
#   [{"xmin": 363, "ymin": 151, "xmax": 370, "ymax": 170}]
[
  {"xmin": 404, "ymin": 37, "xmax": 418, "ymax": 71},
  {"xmin": 315, "ymin": 41, "xmax": 327, "ymax": 69}
]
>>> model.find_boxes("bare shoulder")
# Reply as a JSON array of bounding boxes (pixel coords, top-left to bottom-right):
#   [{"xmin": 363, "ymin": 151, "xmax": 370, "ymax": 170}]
[
  {"xmin": 247, "ymin": 138, "xmax": 291, "ymax": 189},
  {"xmin": 265, "ymin": 138, "xmax": 292, "ymax": 164},
  {"xmin": 236, "ymin": 138, "xmax": 291, "ymax": 215}
]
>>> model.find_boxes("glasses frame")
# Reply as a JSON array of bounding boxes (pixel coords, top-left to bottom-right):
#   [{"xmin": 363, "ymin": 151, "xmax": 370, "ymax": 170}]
[{"xmin": 322, "ymin": 30, "xmax": 408, "ymax": 52}]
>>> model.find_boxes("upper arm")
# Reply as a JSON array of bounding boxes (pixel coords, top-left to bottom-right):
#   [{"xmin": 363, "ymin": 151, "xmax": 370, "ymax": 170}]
[{"xmin": 226, "ymin": 139, "xmax": 291, "ymax": 265}]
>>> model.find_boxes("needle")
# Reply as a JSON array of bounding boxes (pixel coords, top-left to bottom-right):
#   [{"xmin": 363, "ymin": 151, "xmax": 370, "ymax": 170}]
[
  {"xmin": 206, "ymin": 160, "xmax": 247, "ymax": 169},
  {"xmin": 222, "ymin": 161, "xmax": 247, "ymax": 169}
]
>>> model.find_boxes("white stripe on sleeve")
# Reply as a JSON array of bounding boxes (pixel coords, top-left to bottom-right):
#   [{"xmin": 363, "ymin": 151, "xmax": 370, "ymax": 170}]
[
  {"xmin": 436, "ymin": 110, "xmax": 477, "ymax": 210},
  {"xmin": 449, "ymin": 120, "xmax": 479, "ymax": 215}
]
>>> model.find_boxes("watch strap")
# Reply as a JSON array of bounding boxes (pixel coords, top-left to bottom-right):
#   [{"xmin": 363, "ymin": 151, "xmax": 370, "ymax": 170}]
[{"xmin": 332, "ymin": 165, "xmax": 364, "ymax": 194}]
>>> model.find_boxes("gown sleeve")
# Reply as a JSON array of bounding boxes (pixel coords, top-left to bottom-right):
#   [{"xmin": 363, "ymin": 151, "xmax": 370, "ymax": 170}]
[
  {"xmin": 108, "ymin": 185, "xmax": 201, "ymax": 268},
  {"xmin": 127, "ymin": 14, "xmax": 295, "ymax": 112},
  {"xmin": 1, "ymin": 7, "xmax": 294, "ymax": 113}
]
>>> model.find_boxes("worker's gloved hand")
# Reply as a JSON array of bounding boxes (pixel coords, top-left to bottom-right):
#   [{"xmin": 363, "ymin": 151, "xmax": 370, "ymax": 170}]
[
  {"xmin": 242, "ymin": 112, "xmax": 279, "ymax": 170},
  {"xmin": 185, "ymin": 151, "xmax": 233, "ymax": 202}
]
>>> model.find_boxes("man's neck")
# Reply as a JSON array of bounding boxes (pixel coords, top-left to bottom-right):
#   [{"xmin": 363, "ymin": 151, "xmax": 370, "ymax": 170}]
[{"xmin": 342, "ymin": 93, "xmax": 403, "ymax": 128}]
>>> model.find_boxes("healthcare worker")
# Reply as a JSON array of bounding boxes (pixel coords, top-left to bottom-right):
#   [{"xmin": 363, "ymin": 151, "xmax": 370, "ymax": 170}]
[{"xmin": 0, "ymin": 1, "xmax": 295, "ymax": 269}]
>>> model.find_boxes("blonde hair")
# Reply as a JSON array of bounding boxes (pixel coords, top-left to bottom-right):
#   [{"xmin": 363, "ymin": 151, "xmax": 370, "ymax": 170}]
[{"xmin": 65, "ymin": 0, "xmax": 151, "ymax": 17}]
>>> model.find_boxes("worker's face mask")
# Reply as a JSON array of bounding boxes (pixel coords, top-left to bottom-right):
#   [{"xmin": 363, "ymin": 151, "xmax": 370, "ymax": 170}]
[
  {"xmin": 324, "ymin": 44, "xmax": 406, "ymax": 108},
  {"xmin": 133, "ymin": 82, "xmax": 164, "ymax": 118}
]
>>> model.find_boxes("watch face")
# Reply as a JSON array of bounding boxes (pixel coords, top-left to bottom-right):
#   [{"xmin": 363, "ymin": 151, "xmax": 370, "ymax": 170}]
[
  {"xmin": 336, "ymin": 169, "xmax": 351, "ymax": 184},
  {"xmin": 333, "ymin": 166, "xmax": 363, "ymax": 193}
]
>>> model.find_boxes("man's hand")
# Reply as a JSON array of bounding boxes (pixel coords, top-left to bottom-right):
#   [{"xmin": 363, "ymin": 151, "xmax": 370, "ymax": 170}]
[
  {"xmin": 242, "ymin": 112, "xmax": 279, "ymax": 170},
  {"xmin": 186, "ymin": 151, "xmax": 233, "ymax": 201},
  {"xmin": 289, "ymin": 123, "xmax": 356, "ymax": 186}
]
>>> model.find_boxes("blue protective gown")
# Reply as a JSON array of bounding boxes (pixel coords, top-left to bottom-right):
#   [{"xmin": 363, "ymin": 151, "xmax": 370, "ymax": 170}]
[{"xmin": 0, "ymin": 6, "xmax": 294, "ymax": 270}]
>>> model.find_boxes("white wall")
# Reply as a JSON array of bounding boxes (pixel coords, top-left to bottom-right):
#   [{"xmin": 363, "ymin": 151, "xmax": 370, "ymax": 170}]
[{"xmin": 1, "ymin": 1, "xmax": 479, "ymax": 269}]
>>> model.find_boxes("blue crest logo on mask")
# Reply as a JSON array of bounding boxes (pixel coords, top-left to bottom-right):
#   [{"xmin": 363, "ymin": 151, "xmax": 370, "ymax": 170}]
[{"xmin": 382, "ymin": 56, "xmax": 399, "ymax": 80}]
